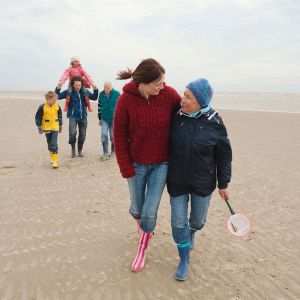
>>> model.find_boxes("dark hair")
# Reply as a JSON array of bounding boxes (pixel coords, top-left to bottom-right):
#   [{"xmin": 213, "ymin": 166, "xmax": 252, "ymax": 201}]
[
  {"xmin": 70, "ymin": 76, "xmax": 83, "ymax": 86},
  {"xmin": 117, "ymin": 58, "xmax": 165, "ymax": 85}
]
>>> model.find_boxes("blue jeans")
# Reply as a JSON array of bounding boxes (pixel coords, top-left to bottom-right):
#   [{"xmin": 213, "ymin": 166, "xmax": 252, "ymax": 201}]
[
  {"xmin": 67, "ymin": 84, "xmax": 88, "ymax": 96},
  {"xmin": 101, "ymin": 120, "xmax": 113, "ymax": 155},
  {"xmin": 170, "ymin": 193, "xmax": 211, "ymax": 245},
  {"xmin": 127, "ymin": 162, "xmax": 168, "ymax": 232},
  {"xmin": 45, "ymin": 131, "xmax": 58, "ymax": 153},
  {"xmin": 68, "ymin": 118, "xmax": 87, "ymax": 145}
]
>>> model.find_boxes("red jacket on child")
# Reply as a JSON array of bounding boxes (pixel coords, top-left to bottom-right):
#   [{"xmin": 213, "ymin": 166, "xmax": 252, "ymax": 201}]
[{"xmin": 114, "ymin": 81, "xmax": 181, "ymax": 178}]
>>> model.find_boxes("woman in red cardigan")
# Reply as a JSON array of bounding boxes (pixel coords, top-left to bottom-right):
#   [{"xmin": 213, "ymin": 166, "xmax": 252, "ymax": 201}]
[{"xmin": 114, "ymin": 58, "xmax": 181, "ymax": 273}]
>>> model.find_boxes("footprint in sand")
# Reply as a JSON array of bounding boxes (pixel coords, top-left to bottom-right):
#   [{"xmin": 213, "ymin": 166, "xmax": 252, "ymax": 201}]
[{"xmin": 0, "ymin": 164, "xmax": 16, "ymax": 175}]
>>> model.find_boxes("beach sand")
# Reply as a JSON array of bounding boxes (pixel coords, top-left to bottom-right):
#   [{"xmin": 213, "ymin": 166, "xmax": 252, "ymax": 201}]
[{"xmin": 0, "ymin": 99, "xmax": 299, "ymax": 300}]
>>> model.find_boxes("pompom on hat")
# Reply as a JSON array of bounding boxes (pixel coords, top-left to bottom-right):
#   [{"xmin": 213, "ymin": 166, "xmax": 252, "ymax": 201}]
[
  {"xmin": 186, "ymin": 78, "xmax": 213, "ymax": 108},
  {"xmin": 70, "ymin": 56, "xmax": 80, "ymax": 64}
]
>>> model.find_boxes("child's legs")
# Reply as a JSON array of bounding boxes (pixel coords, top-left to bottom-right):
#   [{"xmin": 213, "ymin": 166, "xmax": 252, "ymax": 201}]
[
  {"xmin": 46, "ymin": 132, "xmax": 58, "ymax": 153},
  {"xmin": 49, "ymin": 131, "xmax": 58, "ymax": 153},
  {"xmin": 45, "ymin": 133, "xmax": 52, "ymax": 151}
]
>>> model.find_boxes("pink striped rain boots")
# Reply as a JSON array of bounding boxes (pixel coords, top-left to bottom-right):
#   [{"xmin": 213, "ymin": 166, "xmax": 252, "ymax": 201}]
[{"xmin": 131, "ymin": 231, "xmax": 152, "ymax": 272}]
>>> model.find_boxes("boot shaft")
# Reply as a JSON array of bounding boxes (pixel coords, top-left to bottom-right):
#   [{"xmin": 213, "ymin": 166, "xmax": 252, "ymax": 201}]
[{"xmin": 52, "ymin": 153, "xmax": 58, "ymax": 168}]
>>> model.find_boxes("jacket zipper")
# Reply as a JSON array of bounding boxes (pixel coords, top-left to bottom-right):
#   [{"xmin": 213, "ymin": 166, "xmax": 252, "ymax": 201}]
[{"xmin": 78, "ymin": 91, "xmax": 82, "ymax": 119}]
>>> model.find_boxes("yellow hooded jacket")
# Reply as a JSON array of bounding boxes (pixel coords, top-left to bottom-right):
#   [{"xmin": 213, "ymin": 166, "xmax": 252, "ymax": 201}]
[{"xmin": 35, "ymin": 102, "xmax": 63, "ymax": 132}]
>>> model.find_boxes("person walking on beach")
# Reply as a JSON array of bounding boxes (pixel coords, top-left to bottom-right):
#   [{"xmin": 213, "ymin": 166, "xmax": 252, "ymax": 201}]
[
  {"xmin": 167, "ymin": 78, "xmax": 232, "ymax": 281},
  {"xmin": 57, "ymin": 56, "xmax": 97, "ymax": 112},
  {"xmin": 55, "ymin": 76, "xmax": 99, "ymax": 157},
  {"xmin": 35, "ymin": 91, "xmax": 62, "ymax": 168},
  {"xmin": 114, "ymin": 58, "xmax": 181, "ymax": 272},
  {"xmin": 98, "ymin": 81, "xmax": 120, "ymax": 160}
]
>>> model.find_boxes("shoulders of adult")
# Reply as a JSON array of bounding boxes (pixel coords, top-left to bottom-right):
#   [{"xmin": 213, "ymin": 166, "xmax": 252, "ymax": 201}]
[
  {"xmin": 99, "ymin": 89, "xmax": 120, "ymax": 97},
  {"xmin": 205, "ymin": 110, "xmax": 225, "ymax": 126}
]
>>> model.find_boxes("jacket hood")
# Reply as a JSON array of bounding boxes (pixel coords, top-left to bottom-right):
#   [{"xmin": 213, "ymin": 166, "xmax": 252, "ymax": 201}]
[{"xmin": 122, "ymin": 80, "xmax": 140, "ymax": 96}]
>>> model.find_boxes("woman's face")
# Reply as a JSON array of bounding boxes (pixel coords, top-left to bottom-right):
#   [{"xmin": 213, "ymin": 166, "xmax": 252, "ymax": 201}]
[
  {"xmin": 181, "ymin": 88, "xmax": 201, "ymax": 113},
  {"xmin": 140, "ymin": 75, "xmax": 165, "ymax": 96}
]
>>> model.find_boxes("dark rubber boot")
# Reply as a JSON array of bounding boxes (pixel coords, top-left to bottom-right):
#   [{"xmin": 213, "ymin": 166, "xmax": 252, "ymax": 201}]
[
  {"xmin": 78, "ymin": 143, "xmax": 84, "ymax": 157},
  {"xmin": 71, "ymin": 144, "xmax": 76, "ymax": 158}
]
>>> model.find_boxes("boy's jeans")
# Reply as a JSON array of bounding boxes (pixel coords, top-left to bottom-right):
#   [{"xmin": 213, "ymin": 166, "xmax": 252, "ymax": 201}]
[
  {"xmin": 127, "ymin": 162, "xmax": 168, "ymax": 232},
  {"xmin": 101, "ymin": 119, "xmax": 113, "ymax": 155},
  {"xmin": 170, "ymin": 193, "xmax": 212, "ymax": 245},
  {"xmin": 46, "ymin": 131, "xmax": 58, "ymax": 153},
  {"xmin": 68, "ymin": 118, "xmax": 87, "ymax": 145}
]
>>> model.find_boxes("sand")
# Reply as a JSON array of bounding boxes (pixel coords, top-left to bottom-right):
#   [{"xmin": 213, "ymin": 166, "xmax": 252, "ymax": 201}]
[{"xmin": 0, "ymin": 99, "xmax": 299, "ymax": 300}]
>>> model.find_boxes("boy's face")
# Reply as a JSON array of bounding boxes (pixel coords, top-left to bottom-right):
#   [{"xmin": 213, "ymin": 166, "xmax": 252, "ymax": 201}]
[
  {"xmin": 73, "ymin": 80, "xmax": 82, "ymax": 92},
  {"xmin": 46, "ymin": 97, "xmax": 57, "ymax": 106}
]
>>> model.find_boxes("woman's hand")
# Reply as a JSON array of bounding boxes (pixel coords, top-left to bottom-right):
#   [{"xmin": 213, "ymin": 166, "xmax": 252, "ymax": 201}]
[{"xmin": 219, "ymin": 188, "xmax": 229, "ymax": 200}]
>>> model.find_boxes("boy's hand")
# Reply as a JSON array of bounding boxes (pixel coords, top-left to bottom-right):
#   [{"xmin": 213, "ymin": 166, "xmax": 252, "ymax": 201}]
[
  {"xmin": 92, "ymin": 85, "xmax": 98, "ymax": 90},
  {"xmin": 59, "ymin": 126, "xmax": 62, "ymax": 133},
  {"xmin": 38, "ymin": 127, "xmax": 43, "ymax": 134},
  {"xmin": 57, "ymin": 82, "xmax": 63, "ymax": 88}
]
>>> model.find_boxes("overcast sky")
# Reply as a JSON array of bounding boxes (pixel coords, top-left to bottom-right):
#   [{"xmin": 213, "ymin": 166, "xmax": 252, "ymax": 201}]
[{"xmin": 1, "ymin": 0, "xmax": 299, "ymax": 92}]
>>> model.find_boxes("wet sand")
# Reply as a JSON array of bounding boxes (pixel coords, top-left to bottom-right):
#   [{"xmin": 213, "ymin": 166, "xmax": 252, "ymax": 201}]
[{"xmin": 0, "ymin": 99, "xmax": 299, "ymax": 299}]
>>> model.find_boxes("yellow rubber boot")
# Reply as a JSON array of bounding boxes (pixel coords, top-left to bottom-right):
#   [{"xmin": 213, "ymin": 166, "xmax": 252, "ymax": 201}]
[
  {"xmin": 50, "ymin": 152, "xmax": 54, "ymax": 165},
  {"xmin": 52, "ymin": 153, "xmax": 58, "ymax": 168}
]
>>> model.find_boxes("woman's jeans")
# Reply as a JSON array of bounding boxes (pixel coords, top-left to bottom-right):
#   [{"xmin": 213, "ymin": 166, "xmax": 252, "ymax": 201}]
[
  {"xmin": 101, "ymin": 120, "xmax": 113, "ymax": 155},
  {"xmin": 170, "ymin": 193, "xmax": 212, "ymax": 245},
  {"xmin": 127, "ymin": 162, "xmax": 168, "ymax": 232}
]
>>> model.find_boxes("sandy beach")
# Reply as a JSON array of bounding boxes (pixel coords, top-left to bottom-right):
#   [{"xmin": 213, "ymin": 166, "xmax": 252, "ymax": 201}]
[{"xmin": 0, "ymin": 98, "xmax": 299, "ymax": 300}]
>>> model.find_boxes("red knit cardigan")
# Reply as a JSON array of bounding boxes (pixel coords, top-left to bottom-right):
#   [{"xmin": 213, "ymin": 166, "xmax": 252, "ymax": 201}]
[{"xmin": 113, "ymin": 81, "xmax": 181, "ymax": 178}]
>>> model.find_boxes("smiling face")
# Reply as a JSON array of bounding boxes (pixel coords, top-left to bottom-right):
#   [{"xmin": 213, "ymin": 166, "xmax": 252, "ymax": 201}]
[
  {"xmin": 181, "ymin": 88, "xmax": 201, "ymax": 114},
  {"xmin": 139, "ymin": 74, "xmax": 165, "ymax": 98},
  {"xmin": 72, "ymin": 60, "xmax": 80, "ymax": 67}
]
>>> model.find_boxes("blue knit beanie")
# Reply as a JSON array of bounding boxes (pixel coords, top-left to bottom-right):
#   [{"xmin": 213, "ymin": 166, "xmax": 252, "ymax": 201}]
[{"xmin": 186, "ymin": 78, "xmax": 213, "ymax": 108}]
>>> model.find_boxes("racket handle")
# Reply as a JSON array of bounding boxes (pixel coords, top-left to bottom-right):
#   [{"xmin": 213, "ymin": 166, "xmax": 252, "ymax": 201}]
[{"xmin": 225, "ymin": 197, "xmax": 236, "ymax": 215}]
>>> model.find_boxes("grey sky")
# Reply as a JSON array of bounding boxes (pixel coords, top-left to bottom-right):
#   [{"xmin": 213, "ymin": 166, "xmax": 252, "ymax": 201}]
[{"xmin": 0, "ymin": 0, "xmax": 299, "ymax": 92}]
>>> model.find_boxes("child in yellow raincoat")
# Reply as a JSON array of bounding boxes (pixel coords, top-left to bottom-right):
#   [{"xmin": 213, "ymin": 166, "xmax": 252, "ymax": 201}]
[{"xmin": 35, "ymin": 91, "xmax": 63, "ymax": 168}]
